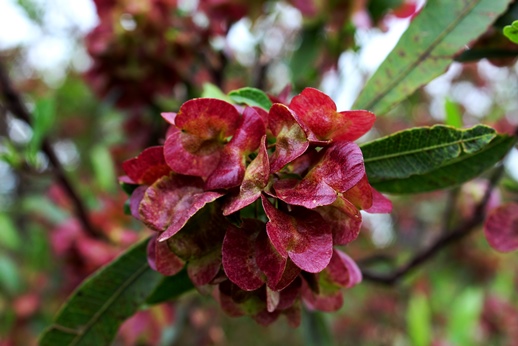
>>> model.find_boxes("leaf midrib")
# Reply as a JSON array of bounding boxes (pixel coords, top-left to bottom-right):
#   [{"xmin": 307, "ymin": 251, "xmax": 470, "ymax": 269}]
[
  {"xmin": 369, "ymin": 135, "xmax": 513, "ymax": 184},
  {"xmin": 50, "ymin": 262, "xmax": 150, "ymax": 345},
  {"xmin": 363, "ymin": 0, "xmax": 480, "ymax": 110},
  {"xmin": 362, "ymin": 133, "xmax": 494, "ymax": 164}
]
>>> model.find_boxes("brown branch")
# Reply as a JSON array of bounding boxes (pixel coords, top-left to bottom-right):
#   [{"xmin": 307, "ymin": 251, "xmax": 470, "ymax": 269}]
[
  {"xmin": 362, "ymin": 166, "xmax": 505, "ymax": 285},
  {"xmin": 0, "ymin": 61, "xmax": 107, "ymax": 240},
  {"xmin": 252, "ymin": 62, "xmax": 268, "ymax": 91}
]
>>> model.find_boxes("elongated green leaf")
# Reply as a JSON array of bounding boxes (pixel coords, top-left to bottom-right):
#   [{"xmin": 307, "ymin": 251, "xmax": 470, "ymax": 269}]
[
  {"xmin": 28, "ymin": 97, "xmax": 55, "ymax": 162},
  {"xmin": 40, "ymin": 239, "xmax": 163, "ymax": 346},
  {"xmin": 362, "ymin": 125, "xmax": 496, "ymax": 180},
  {"xmin": 503, "ymin": 20, "xmax": 518, "ymax": 43},
  {"xmin": 362, "ymin": 125, "xmax": 515, "ymax": 194},
  {"xmin": 16, "ymin": 0, "xmax": 44, "ymax": 25},
  {"xmin": 370, "ymin": 135, "xmax": 515, "ymax": 193},
  {"xmin": 353, "ymin": 0, "xmax": 512, "ymax": 115},
  {"xmin": 289, "ymin": 24, "xmax": 323, "ymax": 88},
  {"xmin": 407, "ymin": 292, "xmax": 431, "ymax": 346},
  {"xmin": 0, "ymin": 255, "xmax": 21, "ymax": 295},
  {"xmin": 446, "ymin": 289, "xmax": 484, "ymax": 345},
  {"xmin": 90, "ymin": 144, "xmax": 116, "ymax": 192},
  {"xmin": 228, "ymin": 87, "xmax": 272, "ymax": 110},
  {"xmin": 145, "ymin": 268, "xmax": 194, "ymax": 305},
  {"xmin": 444, "ymin": 98, "xmax": 462, "ymax": 128},
  {"xmin": 0, "ymin": 213, "xmax": 21, "ymax": 251},
  {"xmin": 201, "ymin": 83, "xmax": 233, "ymax": 102},
  {"xmin": 301, "ymin": 309, "xmax": 333, "ymax": 346}
]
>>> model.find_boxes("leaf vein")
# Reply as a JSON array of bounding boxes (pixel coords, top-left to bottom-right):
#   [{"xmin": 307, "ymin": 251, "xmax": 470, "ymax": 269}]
[
  {"xmin": 47, "ymin": 262, "xmax": 150, "ymax": 345},
  {"xmin": 364, "ymin": 0, "xmax": 480, "ymax": 110},
  {"xmin": 362, "ymin": 134, "xmax": 493, "ymax": 163}
]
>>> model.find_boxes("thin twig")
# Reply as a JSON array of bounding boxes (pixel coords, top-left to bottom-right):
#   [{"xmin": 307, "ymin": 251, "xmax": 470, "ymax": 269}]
[
  {"xmin": 0, "ymin": 61, "xmax": 106, "ymax": 240},
  {"xmin": 362, "ymin": 165, "xmax": 505, "ymax": 285},
  {"xmin": 252, "ymin": 62, "xmax": 268, "ymax": 91}
]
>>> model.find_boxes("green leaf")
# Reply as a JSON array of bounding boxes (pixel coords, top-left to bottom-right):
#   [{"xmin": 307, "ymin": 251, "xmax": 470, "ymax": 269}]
[
  {"xmin": 201, "ymin": 83, "xmax": 233, "ymax": 102},
  {"xmin": 16, "ymin": 0, "xmax": 44, "ymax": 25},
  {"xmin": 22, "ymin": 196, "xmax": 68, "ymax": 224},
  {"xmin": 362, "ymin": 125, "xmax": 496, "ymax": 180},
  {"xmin": 367, "ymin": 0, "xmax": 403, "ymax": 24},
  {"xmin": 407, "ymin": 292, "xmax": 431, "ymax": 346},
  {"xmin": 444, "ymin": 98, "xmax": 463, "ymax": 128},
  {"xmin": 0, "ymin": 139, "xmax": 23, "ymax": 167},
  {"xmin": 289, "ymin": 24, "xmax": 323, "ymax": 89},
  {"xmin": 26, "ymin": 225, "xmax": 51, "ymax": 271},
  {"xmin": 145, "ymin": 268, "xmax": 194, "ymax": 305},
  {"xmin": 353, "ymin": 0, "xmax": 513, "ymax": 115},
  {"xmin": 491, "ymin": 268, "xmax": 515, "ymax": 300},
  {"xmin": 503, "ymin": 20, "xmax": 518, "ymax": 44},
  {"xmin": 0, "ymin": 213, "xmax": 21, "ymax": 251},
  {"xmin": 28, "ymin": 97, "xmax": 55, "ymax": 163},
  {"xmin": 39, "ymin": 239, "xmax": 163, "ymax": 346},
  {"xmin": 446, "ymin": 289, "xmax": 483, "ymax": 345},
  {"xmin": 228, "ymin": 87, "xmax": 273, "ymax": 110},
  {"xmin": 0, "ymin": 255, "xmax": 21, "ymax": 295},
  {"xmin": 301, "ymin": 308, "xmax": 334, "ymax": 346},
  {"xmin": 361, "ymin": 125, "xmax": 515, "ymax": 194},
  {"xmin": 90, "ymin": 144, "xmax": 116, "ymax": 192}
]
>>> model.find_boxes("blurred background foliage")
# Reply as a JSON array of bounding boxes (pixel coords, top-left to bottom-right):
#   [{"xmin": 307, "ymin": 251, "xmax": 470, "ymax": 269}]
[{"xmin": 1, "ymin": 0, "xmax": 518, "ymax": 345}]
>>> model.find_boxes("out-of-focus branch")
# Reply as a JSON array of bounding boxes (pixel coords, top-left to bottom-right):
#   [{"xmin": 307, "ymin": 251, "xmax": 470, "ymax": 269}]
[
  {"xmin": 0, "ymin": 61, "xmax": 107, "ymax": 241},
  {"xmin": 362, "ymin": 165, "xmax": 505, "ymax": 286},
  {"xmin": 252, "ymin": 62, "xmax": 268, "ymax": 91}
]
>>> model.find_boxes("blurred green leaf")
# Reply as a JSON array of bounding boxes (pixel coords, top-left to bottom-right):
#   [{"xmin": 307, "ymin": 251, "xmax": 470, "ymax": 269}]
[
  {"xmin": 362, "ymin": 125, "xmax": 515, "ymax": 193},
  {"xmin": 228, "ymin": 87, "xmax": 273, "ymax": 110},
  {"xmin": 301, "ymin": 309, "xmax": 333, "ymax": 346},
  {"xmin": 201, "ymin": 83, "xmax": 233, "ymax": 102},
  {"xmin": 145, "ymin": 268, "xmax": 194, "ymax": 305},
  {"xmin": 290, "ymin": 24, "xmax": 323, "ymax": 89},
  {"xmin": 501, "ymin": 175, "xmax": 518, "ymax": 193},
  {"xmin": 446, "ymin": 289, "xmax": 483, "ymax": 345},
  {"xmin": 16, "ymin": 0, "xmax": 44, "ymax": 25},
  {"xmin": 22, "ymin": 196, "xmax": 68, "ymax": 224},
  {"xmin": 444, "ymin": 98, "xmax": 463, "ymax": 128},
  {"xmin": 27, "ymin": 226, "xmax": 51, "ymax": 271},
  {"xmin": 0, "ymin": 308, "xmax": 16, "ymax": 337},
  {"xmin": 503, "ymin": 20, "xmax": 518, "ymax": 44},
  {"xmin": 353, "ymin": 0, "xmax": 513, "ymax": 115},
  {"xmin": 28, "ymin": 97, "xmax": 55, "ymax": 164},
  {"xmin": 39, "ymin": 238, "xmax": 163, "ymax": 346},
  {"xmin": 0, "ymin": 139, "xmax": 23, "ymax": 167},
  {"xmin": 367, "ymin": 0, "xmax": 403, "ymax": 24},
  {"xmin": 0, "ymin": 255, "xmax": 21, "ymax": 295},
  {"xmin": 90, "ymin": 144, "xmax": 116, "ymax": 192},
  {"xmin": 407, "ymin": 292, "xmax": 431, "ymax": 346},
  {"xmin": 0, "ymin": 213, "xmax": 21, "ymax": 251},
  {"xmin": 491, "ymin": 268, "xmax": 515, "ymax": 300}
]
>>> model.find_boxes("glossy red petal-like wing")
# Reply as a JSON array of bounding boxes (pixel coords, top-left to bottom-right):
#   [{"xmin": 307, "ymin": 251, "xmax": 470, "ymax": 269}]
[
  {"xmin": 147, "ymin": 235, "xmax": 184, "ymax": 276},
  {"xmin": 268, "ymin": 104, "xmax": 309, "ymax": 172},
  {"xmin": 262, "ymin": 196, "xmax": 333, "ymax": 273},
  {"xmin": 139, "ymin": 174, "xmax": 223, "ymax": 241},
  {"xmin": 222, "ymin": 220, "xmax": 265, "ymax": 291},
  {"xmin": 122, "ymin": 146, "xmax": 171, "ymax": 185}
]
